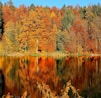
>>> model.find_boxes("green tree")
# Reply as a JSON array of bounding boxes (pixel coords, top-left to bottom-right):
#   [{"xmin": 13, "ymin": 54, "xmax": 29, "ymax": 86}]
[
  {"xmin": 62, "ymin": 9, "xmax": 74, "ymax": 30},
  {"xmin": 28, "ymin": 4, "xmax": 35, "ymax": 11},
  {"xmin": 56, "ymin": 31, "xmax": 65, "ymax": 51},
  {"xmin": 92, "ymin": 4, "xmax": 101, "ymax": 16},
  {"xmin": 86, "ymin": 6, "xmax": 95, "ymax": 39},
  {"xmin": 79, "ymin": 7, "xmax": 87, "ymax": 19},
  {"xmin": 0, "ymin": 2, "xmax": 2, "ymax": 8},
  {"xmin": 61, "ymin": 4, "xmax": 67, "ymax": 12},
  {"xmin": 7, "ymin": 0, "xmax": 15, "ymax": 10},
  {"xmin": 4, "ymin": 21, "xmax": 19, "ymax": 52},
  {"xmin": 0, "ymin": 1, "xmax": 4, "ymax": 39}
]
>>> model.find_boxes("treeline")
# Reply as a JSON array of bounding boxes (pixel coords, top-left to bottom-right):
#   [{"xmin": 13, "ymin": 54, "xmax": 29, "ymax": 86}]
[{"xmin": 0, "ymin": 0, "xmax": 101, "ymax": 54}]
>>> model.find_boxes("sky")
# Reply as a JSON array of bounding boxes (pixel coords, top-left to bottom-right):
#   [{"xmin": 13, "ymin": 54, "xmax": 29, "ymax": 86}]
[{"xmin": 1, "ymin": 0, "xmax": 101, "ymax": 8}]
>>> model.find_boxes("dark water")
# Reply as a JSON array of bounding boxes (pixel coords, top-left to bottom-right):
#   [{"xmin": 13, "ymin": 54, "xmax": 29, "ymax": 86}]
[{"xmin": 0, "ymin": 56, "xmax": 101, "ymax": 98}]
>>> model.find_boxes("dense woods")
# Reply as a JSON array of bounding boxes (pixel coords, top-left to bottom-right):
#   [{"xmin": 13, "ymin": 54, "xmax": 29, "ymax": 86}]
[{"xmin": 0, "ymin": 0, "xmax": 101, "ymax": 55}]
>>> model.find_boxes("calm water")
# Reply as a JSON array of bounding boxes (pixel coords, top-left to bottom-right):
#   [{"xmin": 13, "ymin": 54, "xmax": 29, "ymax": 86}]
[{"xmin": 0, "ymin": 56, "xmax": 101, "ymax": 98}]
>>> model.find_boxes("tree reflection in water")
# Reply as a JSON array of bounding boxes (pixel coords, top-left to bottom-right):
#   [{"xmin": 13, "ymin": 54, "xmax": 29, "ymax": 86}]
[
  {"xmin": 56, "ymin": 57, "xmax": 101, "ymax": 98},
  {"xmin": 0, "ymin": 56, "xmax": 101, "ymax": 98},
  {"xmin": 0, "ymin": 69, "xmax": 5, "ymax": 97}
]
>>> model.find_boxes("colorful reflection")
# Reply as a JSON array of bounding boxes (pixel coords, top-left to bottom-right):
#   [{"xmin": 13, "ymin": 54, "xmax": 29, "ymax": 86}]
[{"xmin": 0, "ymin": 56, "xmax": 101, "ymax": 98}]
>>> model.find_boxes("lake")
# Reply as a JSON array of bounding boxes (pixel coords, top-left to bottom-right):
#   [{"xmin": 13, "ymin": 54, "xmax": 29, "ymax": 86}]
[{"xmin": 0, "ymin": 56, "xmax": 101, "ymax": 98}]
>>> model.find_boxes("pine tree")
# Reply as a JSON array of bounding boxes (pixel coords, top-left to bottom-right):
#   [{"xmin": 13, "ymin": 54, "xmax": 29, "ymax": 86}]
[
  {"xmin": 62, "ymin": 9, "xmax": 74, "ymax": 30},
  {"xmin": 0, "ymin": 1, "xmax": 4, "ymax": 40}
]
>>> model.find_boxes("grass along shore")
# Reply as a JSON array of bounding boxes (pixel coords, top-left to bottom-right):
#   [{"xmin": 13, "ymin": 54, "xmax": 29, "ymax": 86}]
[{"xmin": 0, "ymin": 51, "xmax": 101, "ymax": 57}]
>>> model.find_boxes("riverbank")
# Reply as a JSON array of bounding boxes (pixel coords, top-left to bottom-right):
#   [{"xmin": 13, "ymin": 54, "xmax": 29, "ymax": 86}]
[{"xmin": 0, "ymin": 51, "xmax": 101, "ymax": 58}]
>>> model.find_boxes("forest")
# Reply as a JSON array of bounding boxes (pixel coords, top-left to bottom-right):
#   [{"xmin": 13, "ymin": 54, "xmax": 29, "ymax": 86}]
[{"xmin": 0, "ymin": 0, "xmax": 101, "ymax": 55}]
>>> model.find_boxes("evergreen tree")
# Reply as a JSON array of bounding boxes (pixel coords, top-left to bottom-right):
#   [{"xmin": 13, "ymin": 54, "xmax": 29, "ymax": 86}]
[
  {"xmin": 56, "ymin": 31, "xmax": 65, "ymax": 51},
  {"xmin": 92, "ymin": 3, "xmax": 101, "ymax": 16},
  {"xmin": 7, "ymin": 0, "xmax": 15, "ymax": 10},
  {"xmin": 29, "ymin": 4, "xmax": 35, "ymax": 11},
  {"xmin": 62, "ymin": 9, "xmax": 74, "ymax": 30},
  {"xmin": 0, "ymin": 1, "xmax": 4, "ymax": 39},
  {"xmin": 79, "ymin": 7, "xmax": 87, "ymax": 19}
]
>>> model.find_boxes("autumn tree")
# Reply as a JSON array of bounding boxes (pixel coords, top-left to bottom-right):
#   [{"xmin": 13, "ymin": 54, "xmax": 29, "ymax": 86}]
[
  {"xmin": 50, "ymin": 7, "xmax": 63, "ymax": 29},
  {"xmin": 19, "ymin": 7, "xmax": 57, "ymax": 52},
  {"xmin": 1, "ymin": 3, "xmax": 101, "ymax": 54},
  {"xmin": 71, "ymin": 7, "xmax": 86, "ymax": 53},
  {"xmin": 18, "ymin": 9, "xmax": 45, "ymax": 52},
  {"xmin": 2, "ymin": 5, "xmax": 15, "ymax": 23},
  {"xmin": 85, "ymin": 6, "xmax": 97, "ymax": 53}
]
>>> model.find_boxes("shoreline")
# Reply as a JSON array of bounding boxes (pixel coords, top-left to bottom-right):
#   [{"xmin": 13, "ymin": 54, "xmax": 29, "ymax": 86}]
[{"xmin": 0, "ymin": 52, "xmax": 101, "ymax": 57}]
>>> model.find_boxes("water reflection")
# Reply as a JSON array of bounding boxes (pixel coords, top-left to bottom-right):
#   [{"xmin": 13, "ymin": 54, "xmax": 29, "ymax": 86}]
[
  {"xmin": 0, "ymin": 69, "xmax": 5, "ymax": 97},
  {"xmin": 0, "ymin": 56, "xmax": 101, "ymax": 98}
]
